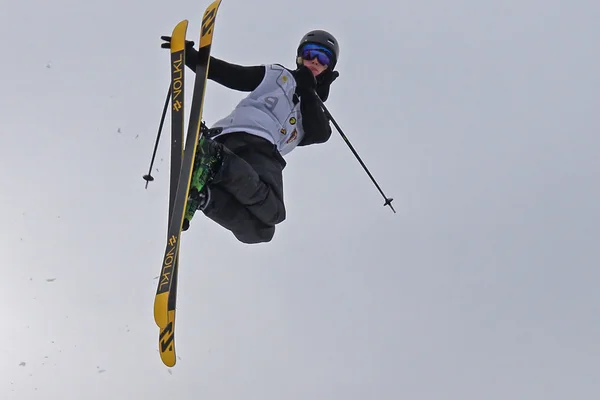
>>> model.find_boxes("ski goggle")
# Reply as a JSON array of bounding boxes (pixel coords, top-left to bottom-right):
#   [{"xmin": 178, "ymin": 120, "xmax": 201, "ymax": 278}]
[{"xmin": 300, "ymin": 43, "xmax": 333, "ymax": 66}]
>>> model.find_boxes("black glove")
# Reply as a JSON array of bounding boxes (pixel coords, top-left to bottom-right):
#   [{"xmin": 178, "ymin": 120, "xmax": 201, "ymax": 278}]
[
  {"xmin": 160, "ymin": 35, "xmax": 195, "ymax": 49},
  {"xmin": 292, "ymin": 65, "xmax": 317, "ymax": 96},
  {"xmin": 316, "ymin": 69, "xmax": 339, "ymax": 87},
  {"xmin": 315, "ymin": 70, "xmax": 339, "ymax": 102}
]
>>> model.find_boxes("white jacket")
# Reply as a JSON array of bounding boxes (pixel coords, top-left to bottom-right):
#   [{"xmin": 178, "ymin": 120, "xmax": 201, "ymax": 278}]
[{"xmin": 210, "ymin": 64, "xmax": 305, "ymax": 156}]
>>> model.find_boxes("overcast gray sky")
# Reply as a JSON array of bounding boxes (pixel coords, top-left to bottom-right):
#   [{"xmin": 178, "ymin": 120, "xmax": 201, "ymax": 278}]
[{"xmin": 1, "ymin": 0, "xmax": 599, "ymax": 398}]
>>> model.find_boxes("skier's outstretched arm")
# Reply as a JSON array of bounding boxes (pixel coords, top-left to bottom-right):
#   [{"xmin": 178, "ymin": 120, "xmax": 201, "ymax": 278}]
[
  {"xmin": 207, "ymin": 57, "xmax": 265, "ymax": 92},
  {"xmin": 182, "ymin": 45, "xmax": 264, "ymax": 91},
  {"xmin": 162, "ymin": 36, "xmax": 264, "ymax": 91}
]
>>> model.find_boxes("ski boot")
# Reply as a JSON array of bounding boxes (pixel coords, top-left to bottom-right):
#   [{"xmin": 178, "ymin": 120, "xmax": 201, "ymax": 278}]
[{"xmin": 182, "ymin": 135, "xmax": 223, "ymax": 231}]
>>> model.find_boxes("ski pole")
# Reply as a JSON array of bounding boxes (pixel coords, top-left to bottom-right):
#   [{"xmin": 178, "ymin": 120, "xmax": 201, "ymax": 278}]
[
  {"xmin": 313, "ymin": 92, "xmax": 396, "ymax": 213},
  {"xmin": 143, "ymin": 84, "xmax": 172, "ymax": 188}
]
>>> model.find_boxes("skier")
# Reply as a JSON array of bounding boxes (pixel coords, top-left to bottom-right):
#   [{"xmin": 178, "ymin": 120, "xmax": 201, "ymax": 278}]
[{"xmin": 160, "ymin": 30, "xmax": 340, "ymax": 244}]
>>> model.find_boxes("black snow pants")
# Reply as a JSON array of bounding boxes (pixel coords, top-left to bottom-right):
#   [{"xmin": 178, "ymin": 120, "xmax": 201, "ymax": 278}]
[{"xmin": 201, "ymin": 131, "xmax": 287, "ymax": 244}]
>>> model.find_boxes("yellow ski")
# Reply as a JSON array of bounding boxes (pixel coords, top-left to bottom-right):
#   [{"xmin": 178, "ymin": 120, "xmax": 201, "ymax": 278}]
[{"xmin": 154, "ymin": 0, "xmax": 223, "ymax": 367}]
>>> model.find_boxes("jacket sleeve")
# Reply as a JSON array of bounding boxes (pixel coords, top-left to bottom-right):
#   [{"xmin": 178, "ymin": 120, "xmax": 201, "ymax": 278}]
[
  {"xmin": 298, "ymin": 92, "xmax": 332, "ymax": 146},
  {"xmin": 184, "ymin": 47, "xmax": 265, "ymax": 92}
]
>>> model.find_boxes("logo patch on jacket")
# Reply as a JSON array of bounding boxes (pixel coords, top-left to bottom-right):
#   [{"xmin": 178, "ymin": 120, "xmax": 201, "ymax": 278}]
[{"xmin": 286, "ymin": 129, "xmax": 298, "ymax": 144}]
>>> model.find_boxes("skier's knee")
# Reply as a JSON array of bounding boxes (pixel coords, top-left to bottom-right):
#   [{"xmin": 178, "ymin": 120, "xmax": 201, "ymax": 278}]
[
  {"xmin": 264, "ymin": 200, "xmax": 286, "ymax": 226},
  {"xmin": 270, "ymin": 208, "xmax": 286, "ymax": 225},
  {"xmin": 234, "ymin": 226, "xmax": 275, "ymax": 244}
]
